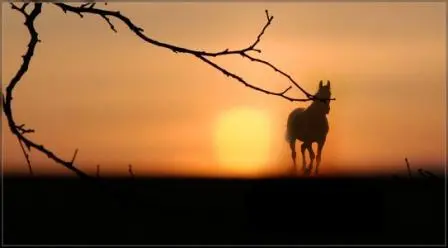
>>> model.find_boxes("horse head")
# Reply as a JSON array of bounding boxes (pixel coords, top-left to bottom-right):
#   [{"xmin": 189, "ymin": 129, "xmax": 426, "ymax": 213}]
[{"xmin": 315, "ymin": 80, "xmax": 332, "ymax": 114}]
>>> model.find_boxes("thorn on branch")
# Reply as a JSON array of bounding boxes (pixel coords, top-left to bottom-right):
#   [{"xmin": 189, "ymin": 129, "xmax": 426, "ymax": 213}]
[
  {"xmin": 280, "ymin": 86, "xmax": 292, "ymax": 95},
  {"xmin": 80, "ymin": 2, "xmax": 96, "ymax": 9},
  {"xmin": 16, "ymin": 124, "xmax": 35, "ymax": 134}
]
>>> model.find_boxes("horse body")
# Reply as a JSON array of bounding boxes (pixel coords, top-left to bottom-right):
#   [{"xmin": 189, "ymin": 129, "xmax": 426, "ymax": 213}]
[
  {"xmin": 286, "ymin": 107, "xmax": 329, "ymax": 143},
  {"xmin": 286, "ymin": 80, "xmax": 332, "ymax": 175}
]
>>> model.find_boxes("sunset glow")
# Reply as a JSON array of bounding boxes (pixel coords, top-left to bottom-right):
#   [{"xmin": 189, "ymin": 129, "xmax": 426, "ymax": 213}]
[
  {"xmin": 214, "ymin": 107, "xmax": 272, "ymax": 175},
  {"xmin": 2, "ymin": 2, "xmax": 446, "ymax": 177}
]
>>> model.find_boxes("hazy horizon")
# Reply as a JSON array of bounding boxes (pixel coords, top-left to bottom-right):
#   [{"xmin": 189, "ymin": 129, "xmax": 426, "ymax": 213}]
[{"xmin": 2, "ymin": 2, "xmax": 446, "ymax": 177}]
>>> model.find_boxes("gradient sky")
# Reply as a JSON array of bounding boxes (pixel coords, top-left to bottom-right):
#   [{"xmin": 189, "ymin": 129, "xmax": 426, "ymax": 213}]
[{"xmin": 2, "ymin": 2, "xmax": 446, "ymax": 177}]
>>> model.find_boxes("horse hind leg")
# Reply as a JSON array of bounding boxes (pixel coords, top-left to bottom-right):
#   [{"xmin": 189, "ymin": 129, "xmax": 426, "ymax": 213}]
[
  {"xmin": 306, "ymin": 143, "xmax": 315, "ymax": 176},
  {"xmin": 300, "ymin": 143, "xmax": 307, "ymax": 173}
]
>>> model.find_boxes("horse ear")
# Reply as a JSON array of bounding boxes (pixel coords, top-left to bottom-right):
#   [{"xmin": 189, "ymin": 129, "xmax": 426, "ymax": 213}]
[
  {"xmin": 327, "ymin": 80, "xmax": 331, "ymax": 88},
  {"xmin": 319, "ymin": 80, "xmax": 323, "ymax": 88}
]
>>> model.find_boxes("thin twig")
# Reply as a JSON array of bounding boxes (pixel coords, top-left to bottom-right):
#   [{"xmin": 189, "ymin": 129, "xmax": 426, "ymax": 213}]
[
  {"xmin": 17, "ymin": 137, "xmax": 33, "ymax": 176},
  {"xmin": 70, "ymin": 149, "xmax": 79, "ymax": 166}
]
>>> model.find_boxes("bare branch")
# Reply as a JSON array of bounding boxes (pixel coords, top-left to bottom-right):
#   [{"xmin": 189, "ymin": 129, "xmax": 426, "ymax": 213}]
[
  {"xmin": 242, "ymin": 53, "xmax": 332, "ymax": 101},
  {"xmin": 52, "ymin": 3, "xmax": 334, "ymax": 102},
  {"xmin": 196, "ymin": 55, "xmax": 312, "ymax": 102},
  {"xmin": 4, "ymin": 3, "xmax": 91, "ymax": 179}
]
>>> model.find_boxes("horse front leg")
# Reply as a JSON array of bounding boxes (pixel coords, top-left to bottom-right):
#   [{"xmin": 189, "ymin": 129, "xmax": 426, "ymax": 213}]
[
  {"xmin": 306, "ymin": 143, "xmax": 315, "ymax": 176},
  {"xmin": 316, "ymin": 138, "xmax": 326, "ymax": 175}
]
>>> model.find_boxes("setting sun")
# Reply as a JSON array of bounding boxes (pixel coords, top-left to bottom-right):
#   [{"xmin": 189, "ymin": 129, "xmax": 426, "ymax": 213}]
[{"xmin": 213, "ymin": 107, "xmax": 272, "ymax": 175}]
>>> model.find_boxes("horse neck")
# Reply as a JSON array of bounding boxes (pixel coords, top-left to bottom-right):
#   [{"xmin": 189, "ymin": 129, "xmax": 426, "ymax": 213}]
[{"xmin": 306, "ymin": 101, "xmax": 327, "ymax": 118}]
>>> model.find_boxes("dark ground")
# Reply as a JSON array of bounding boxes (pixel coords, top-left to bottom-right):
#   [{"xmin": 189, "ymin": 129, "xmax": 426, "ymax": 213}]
[{"xmin": 3, "ymin": 174, "xmax": 446, "ymax": 245}]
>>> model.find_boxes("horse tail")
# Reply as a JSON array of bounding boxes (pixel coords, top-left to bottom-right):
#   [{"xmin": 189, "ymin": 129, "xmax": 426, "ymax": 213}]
[
  {"xmin": 285, "ymin": 108, "xmax": 305, "ymax": 143},
  {"xmin": 285, "ymin": 128, "xmax": 291, "ymax": 142},
  {"xmin": 285, "ymin": 114, "xmax": 292, "ymax": 142}
]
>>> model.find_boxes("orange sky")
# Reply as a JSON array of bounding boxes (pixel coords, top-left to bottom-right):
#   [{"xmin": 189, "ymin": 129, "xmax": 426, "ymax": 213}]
[{"xmin": 2, "ymin": 2, "xmax": 446, "ymax": 177}]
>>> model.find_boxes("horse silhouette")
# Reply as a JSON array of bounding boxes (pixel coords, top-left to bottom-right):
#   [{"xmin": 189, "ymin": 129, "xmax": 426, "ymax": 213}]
[{"xmin": 285, "ymin": 80, "xmax": 332, "ymax": 175}]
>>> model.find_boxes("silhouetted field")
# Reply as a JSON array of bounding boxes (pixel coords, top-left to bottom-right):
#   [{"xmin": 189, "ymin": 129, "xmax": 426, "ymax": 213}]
[{"xmin": 4, "ymin": 172, "xmax": 445, "ymax": 245}]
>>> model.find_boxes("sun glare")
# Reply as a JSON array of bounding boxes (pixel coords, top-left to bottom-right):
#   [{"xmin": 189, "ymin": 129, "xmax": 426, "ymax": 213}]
[{"xmin": 213, "ymin": 107, "xmax": 272, "ymax": 175}]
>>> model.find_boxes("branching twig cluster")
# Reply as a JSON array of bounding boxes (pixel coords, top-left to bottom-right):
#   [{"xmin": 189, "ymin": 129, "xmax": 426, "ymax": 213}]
[
  {"xmin": 3, "ymin": 2, "xmax": 334, "ymax": 177},
  {"xmin": 53, "ymin": 3, "xmax": 335, "ymax": 103}
]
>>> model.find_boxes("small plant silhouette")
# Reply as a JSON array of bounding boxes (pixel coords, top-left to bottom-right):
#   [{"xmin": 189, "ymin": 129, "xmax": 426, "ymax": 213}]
[
  {"xmin": 128, "ymin": 164, "xmax": 135, "ymax": 178},
  {"xmin": 393, "ymin": 157, "xmax": 440, "ymax": 180},
  {"xmin": 96, "ymin": 164, "xmax": 101, "ymax": 178}
]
